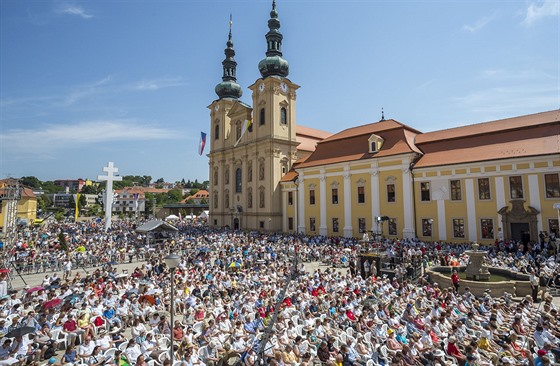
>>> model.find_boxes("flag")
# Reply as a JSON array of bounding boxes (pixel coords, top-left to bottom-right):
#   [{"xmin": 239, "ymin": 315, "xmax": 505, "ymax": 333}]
[
  {"xmin": 73, "ymin": 194, "xmax": 81, "ymax": 222},
  {"xmin": 133, "ymin": 193, "xmax": 139, "ymax": 211},
  {"xmin": 198, "ymin": 132, "xmax": 207, "ymax": 156},
  {"xmin": 234, "ymin": 117, "xmax": 252, "ymax": 147}
]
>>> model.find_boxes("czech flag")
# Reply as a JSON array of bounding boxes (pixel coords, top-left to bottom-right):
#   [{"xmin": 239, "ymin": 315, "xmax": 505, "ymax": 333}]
[{"xmin": 198, "ymin": 132, "xmax": 207, "ymax": 156}]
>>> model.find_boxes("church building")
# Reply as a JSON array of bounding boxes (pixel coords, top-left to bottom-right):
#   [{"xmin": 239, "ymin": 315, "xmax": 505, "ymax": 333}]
[{"xmin": 208, "ymin": 1, "xmax": 560, "ymax": 244}]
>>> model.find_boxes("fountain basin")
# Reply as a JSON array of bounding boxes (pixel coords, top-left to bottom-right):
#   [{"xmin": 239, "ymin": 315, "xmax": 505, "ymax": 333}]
[{"xmin": 427, "ymin": 266, "xmax": 531, "ymax": 298}]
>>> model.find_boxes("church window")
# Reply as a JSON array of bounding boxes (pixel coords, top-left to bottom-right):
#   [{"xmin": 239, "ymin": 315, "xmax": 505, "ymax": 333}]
[
  {"xmin": 213, "ymin": 191, "xmax": 218, "ymax": 209},
  {"xmin": 387, "ymin": 184, "xmax": 395, "ymax": 202},
  {"xmin": 420, "ymin": 182, "xmax": 430, "ymax": 202},
  {"xmin": 332, "ymin": 188, "xmax": 338, "ymax": 204},
  {"xmin": 452, "ymin": 218, "xmax": 465, "ymax": 238},
  {"xmin": 288, "ymin": 191, "xmax": 293, "ymax": 205},
  {"xmin": 358, "ymin": 218, "xmax": 366, "ymax": 233},
  {"xmin": 235, "ymin": 168, "xmax": 242, "ymax": 193},
  {"xmin": 214, "ymin": 124, "xmax": 220, "ymax": 139},
  {"xmin": 509, "ymin": 176, "xmax": 523, "ymax": 199},
  {"xmin": 450, "ymin": 180, "xmax": 462, "ymax": 201},
  {"xmin": 422, "ymin": 219, "xmax": 433, "ymax": 237},
  {"xmin": 480, "ymin": 219, "xmax": 494, "ymax": 239},
  {"xmin": 388, "ymin": 218, "xmax": 398, "ymax": 236},
  {"xmin": 310, "ymin": 218, "xmax": 316, "ymax": 232},
  {"xmin": 280, "ymin": 107, "xmax": 288, "ymax": 125},
  {"xmin": 332, "ymin": 218, "xmax": 339, "ymax": 233},
  {"xmin": 259, "ymin": 108, "xmax": 265, "ymax": 126},
  {"xmin": 225, "ymin": 166, "xmax": 229, "ymax": 185},
  {"xmin": 357, "ymin": 186, "xmax": 365, "ymax": 204},
  {"xmin": 225, "ymin": 191, "xmax": 229, "ymax": 209},
  {"xmin": 544, "ymin": 173, "xmax": 560, "ymax": 198},
  {"xmin": 248, "ymin": 161, "xmax": 253, "ymax": 182},
  {"xmin": 213, "ymin": 169, "xmax": 218, "ymax": 185},
  {"xmin": 309, "ymin": 189, "xmax": 315, "ymax": 205},
  {"xmin": 478, "ymin": 178, "xmax": 491, "ymax": 200}
]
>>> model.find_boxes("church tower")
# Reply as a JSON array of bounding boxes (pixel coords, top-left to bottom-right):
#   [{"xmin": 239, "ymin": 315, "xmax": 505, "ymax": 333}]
[{"xmin": 208, "ymin": 2, "xmax": 299, "ymax": 231}]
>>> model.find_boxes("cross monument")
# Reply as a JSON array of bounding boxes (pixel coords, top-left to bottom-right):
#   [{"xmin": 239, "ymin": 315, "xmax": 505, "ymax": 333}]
[{"xmin": 98, "ymin": 162, "xmax": 122, "ymax": 231}]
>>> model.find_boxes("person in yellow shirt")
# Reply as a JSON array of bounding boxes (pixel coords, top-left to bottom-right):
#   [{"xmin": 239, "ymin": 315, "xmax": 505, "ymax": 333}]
[{"xmin": 282, "ymin": 345, "xmax": 298, "ymax": 365}]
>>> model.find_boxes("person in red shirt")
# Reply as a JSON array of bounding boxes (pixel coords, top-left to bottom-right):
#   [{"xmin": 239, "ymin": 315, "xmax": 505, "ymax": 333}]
[
  {"xmin": 451, "ymin": 270, "xmax": 460, "ymax": 293},
  {"xmin": 62, "ymin": 315, "xmax": 83, "ymax": 346},
  {"xmin": 446, "ymin": 336, "xmax": 465, "ymax": 364}
]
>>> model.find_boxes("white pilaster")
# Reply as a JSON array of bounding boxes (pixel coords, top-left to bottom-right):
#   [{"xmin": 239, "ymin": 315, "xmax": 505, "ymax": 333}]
[
  {"xmin": 319, "ymin": 174, "xmax": 327, "ymax": 236},
  {"xmin": 401, "ymin": 165, "xmax": 415, "ymax": 239},
  {"xmin": 343, "ymin": 168, "xmax": 353, "ymax": 237},
  {"xmin": 495, "ymin": 176, "xmax": 505, "ymax": 239},
  {"xmin": 297, "ymin": 174, "xmax": 306, "ymax": 234},
  {"xmin": 437, "ymin": 199, "xmax": 447, "ymax": 240},
  {"xmin": 282, "ymin": 190, "xmax": 287, "ymax": 232},
  {"xmin": 465, "ymin": 179, "xmax": 477, "ymax": 241},
  {"xmin": 528, "ymin": 174, "xmax": 543, "ymax": 232},
  {"xmin": 370, "ymin": 167, "xmax": 380, "ymax": 233}
]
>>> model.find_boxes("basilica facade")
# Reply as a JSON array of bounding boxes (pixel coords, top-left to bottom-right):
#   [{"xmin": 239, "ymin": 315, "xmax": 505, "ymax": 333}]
[{"xmin": 208, "ymin": 1, "xmax": 560, "ymax": 244}]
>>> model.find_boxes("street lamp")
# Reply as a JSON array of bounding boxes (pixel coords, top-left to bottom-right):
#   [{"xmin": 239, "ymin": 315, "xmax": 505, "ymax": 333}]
[{"xmin": 164, "ymin": 253, "xmax": 181, "ymax": 364}]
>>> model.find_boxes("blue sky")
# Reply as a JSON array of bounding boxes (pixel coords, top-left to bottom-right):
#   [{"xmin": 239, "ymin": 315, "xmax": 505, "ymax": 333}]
[{"xmin": 1, "ymin": 0, "xmax": 558, "ymax": 183}]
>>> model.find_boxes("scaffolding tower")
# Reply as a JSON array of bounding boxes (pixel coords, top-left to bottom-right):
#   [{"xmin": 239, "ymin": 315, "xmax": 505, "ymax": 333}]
[{"xmin": 0, "ymin": 179, "xmax": 22, "ymax": 290}]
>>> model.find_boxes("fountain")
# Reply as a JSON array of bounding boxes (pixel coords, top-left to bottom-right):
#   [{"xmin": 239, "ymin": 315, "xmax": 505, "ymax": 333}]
[{"xmin": 464, "ymin": 243, "xmax": 490, "ymax": 281}]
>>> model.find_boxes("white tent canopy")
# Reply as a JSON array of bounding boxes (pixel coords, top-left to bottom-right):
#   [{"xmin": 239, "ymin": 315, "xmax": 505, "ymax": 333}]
[
  {"xmin": 165, "ymin": 214, "xmax": 179, "ymax": 220},
  {"xmin": 199, "ymin": 210, "xmax": 209, "ymax": 219}
]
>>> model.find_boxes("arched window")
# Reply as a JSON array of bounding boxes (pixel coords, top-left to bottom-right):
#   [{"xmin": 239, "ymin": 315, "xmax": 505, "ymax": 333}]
[
  {"xmin": 214, "ymin": 124, "xmax": 220, "ymax": 139},
  {"xmin": 225, "ymin": 191, "xmax": 229, "ymax": 209},
  {"xmin": 280, "ymin": 107, "xmax": 287, "ymax": 125},
  {"xmin": 248, "ymin": 161, "xmax": 253, "ymax": 182},
  {"xmin": 213, "ymin": 169, "xmax": 218, "ymax": 185},
  {"xmin": 259, "ymin": 108, "xmax": 265, "ymax": 126},
  {"xmin": 225, "ymin": 166, "xmax": 229, "ymax": 185},
  {"xmin": 235, "ymin": 168, "xmax": 242, "ymax": 193},
  {"xmin": 213, "ymin": 191, "xmax": 218, "ymax": 209},
  {"xmin": 259, "ymin": 160, "xmax": 265, "ymax": 180}
]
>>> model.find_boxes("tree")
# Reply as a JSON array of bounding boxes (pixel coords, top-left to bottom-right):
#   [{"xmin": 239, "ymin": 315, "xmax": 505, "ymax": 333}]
[
  {"xmin": 80, "ymin": 185, "xmax": 98, "ymax": 194},
  {"xmin": 20, "ymin": 176, "xmax": 41, "ymax": 188},
  {"xmin": 156, "ymin": 178, "xmax": 164, "ymax": 183},
  {"xmin": 37, "ymin": 195, "xmax": 52, "ymax": 212}
]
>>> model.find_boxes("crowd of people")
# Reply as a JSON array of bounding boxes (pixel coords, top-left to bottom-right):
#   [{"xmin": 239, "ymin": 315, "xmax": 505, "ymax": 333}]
[{"xmin": 0, "ymin": 218, "xmax": 558, "ymax": 366}]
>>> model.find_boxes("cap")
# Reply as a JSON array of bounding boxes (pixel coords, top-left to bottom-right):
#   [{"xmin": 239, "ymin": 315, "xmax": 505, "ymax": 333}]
[
  {"xmin": 48, "ymin": 357, "xmax": 57, "ymax": 364},
  {"xmin": 537, "ymin": 350, "xmax": 547, "ymax": 357}
]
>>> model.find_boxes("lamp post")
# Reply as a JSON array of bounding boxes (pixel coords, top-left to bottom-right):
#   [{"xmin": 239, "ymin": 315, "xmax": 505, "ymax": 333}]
[{"xmin": 164, "ymin": 254, "xmax": 181, "ymax": 364}]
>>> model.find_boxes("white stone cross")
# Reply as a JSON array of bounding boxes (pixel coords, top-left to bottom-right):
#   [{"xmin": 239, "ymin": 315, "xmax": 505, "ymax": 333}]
[{"xmin": 98, "ymin": 162, "xmax": 122, "ymax": 231}]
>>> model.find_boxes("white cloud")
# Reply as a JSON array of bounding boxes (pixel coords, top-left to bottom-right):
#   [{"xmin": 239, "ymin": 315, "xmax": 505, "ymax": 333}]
[
  {"xmin": 523, "ymin": 0, "xmax": 559, "ymax": 26},
  {"xmin": 132, "ymin": 77, "xmax": 186, "ymax": 91},
  {"xmin": 453, "ymin": 85, "xmax": 559, "ymax": 114},
  {"xmin": 463, "ymin": 15, "xmax": 493, "ymax": 33},
  {"xmin": 59, "ymin": 5, "xmax": 94, "ymax": 19},
  {"xmin": 0, "ymin": 120, "xmax": 178, "ymax": 151}
]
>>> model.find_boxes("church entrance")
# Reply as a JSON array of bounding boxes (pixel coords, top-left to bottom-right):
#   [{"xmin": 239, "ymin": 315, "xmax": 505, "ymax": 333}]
[
  {"xmin": 510, "ymin": 223, "xmax": 530, "ymax": 243},
  {"xmin": 498, "ymin": 200, "xmax": 539, "ymax": 242},
  {"xmin": 233, "ymin": 218, "xmax": 240, "ymax": 230}
]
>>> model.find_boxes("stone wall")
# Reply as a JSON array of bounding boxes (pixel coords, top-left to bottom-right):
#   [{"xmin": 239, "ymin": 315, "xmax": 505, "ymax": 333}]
[{"xmin": 426, "ymin": 266, "xmax": 532, "ymax": 298}]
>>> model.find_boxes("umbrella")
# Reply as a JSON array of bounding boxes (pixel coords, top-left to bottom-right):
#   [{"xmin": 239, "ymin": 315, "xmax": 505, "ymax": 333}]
[
  {"xmin": 75, "ymin": 246, "xmax": 86, "ymax": 252},
  {"xmin": 6, "ymin": 326, "xmax": 35, "ymax": 338},
  {"xmin": 26, "ymin": 286, "xmax": 44, "ymax": 294},
  {"xmin": 229, "ymin": 262, "xmax": 241, "ymax": 268},
  {"xmin": 43, "ymin": 298, "xmax": 63, "ymax": 309},
  {"xmin": 151, "ymin": 310, "xmax": 170, "ymax": 318},
  {"xmin": 139, "ymin": 294, "xmax": 155, "ymax": 305},
  {"xmin": 64, "ymin": 293, "xmax": 84, "ymax": 304},
  {"xmin": 0, "ymin": 269, "xmax": 9, "ymax": 274}
]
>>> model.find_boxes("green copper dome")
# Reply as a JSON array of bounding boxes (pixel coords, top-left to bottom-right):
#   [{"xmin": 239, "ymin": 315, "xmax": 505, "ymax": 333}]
[
  {"xmin": 259, "ymin": 0, "xmax": 289, "ymax": 78},
  {"xmin": 216, "ymin": 17, "xmax": 242, "ymax": 100}
]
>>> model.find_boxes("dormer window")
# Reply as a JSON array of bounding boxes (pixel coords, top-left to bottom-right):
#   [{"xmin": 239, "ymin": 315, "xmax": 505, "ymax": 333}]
[{"xmin": 368, "ymin": 134, "xmax": 384, "ymax": 153}]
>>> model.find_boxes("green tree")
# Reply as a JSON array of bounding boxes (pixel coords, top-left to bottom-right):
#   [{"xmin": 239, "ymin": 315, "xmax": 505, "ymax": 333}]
[
  {"xmin": 80, "ymin": 185, "xmax": 98, "ymax": 194},
  {"xmin": 37, "ymin": 195, "xmax": 52, "ymax": 212},
  {"xmin": 20, "ymin": 176, "xmax": 41, "ymax": 188}
]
